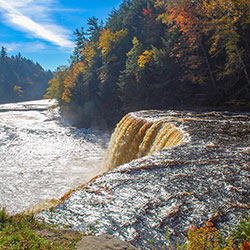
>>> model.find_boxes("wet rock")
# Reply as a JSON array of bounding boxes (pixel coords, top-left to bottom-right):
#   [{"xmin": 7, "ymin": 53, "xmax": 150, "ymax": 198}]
[
  {"xmin": 76, "ymin": 234, "xmax": 138, "ymax": 250},
  {"xmin": 37, "ymin": 110, "xmax": 250, "ymax": 249}
]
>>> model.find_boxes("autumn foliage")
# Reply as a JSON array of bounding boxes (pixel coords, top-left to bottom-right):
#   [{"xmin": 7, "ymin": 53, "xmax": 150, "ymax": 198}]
[{"xmin": 45, "ymin": 0, "xmax": 250, "ymax": 128}]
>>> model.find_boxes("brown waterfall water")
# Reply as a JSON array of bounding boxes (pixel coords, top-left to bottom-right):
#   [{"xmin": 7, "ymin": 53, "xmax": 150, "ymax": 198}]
[
  {"xmin": 37, "ymin": 110, "xmax": 250, "ymax": 249},
  {"xmin": 103, "ymin": 113, "xmax": 188, "ymax": 171},
  {"xmin": 32, "ymin": 113, "xmax": 187, "ymax": 212}
]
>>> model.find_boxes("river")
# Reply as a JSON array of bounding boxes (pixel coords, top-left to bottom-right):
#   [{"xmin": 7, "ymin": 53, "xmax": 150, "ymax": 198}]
[
  {"xmin": 37, "ymin": 110, "xmax": 250, "ymax": 249},
  {"xmin": 0, "ymin": 99, "xmax": 108, "ymax": 214}
]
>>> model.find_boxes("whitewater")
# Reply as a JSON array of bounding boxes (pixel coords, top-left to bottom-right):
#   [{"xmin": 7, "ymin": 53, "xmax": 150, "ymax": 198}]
[{"xmin": 0, "ymin": 99, "xmax": 108, "ymax": 214}]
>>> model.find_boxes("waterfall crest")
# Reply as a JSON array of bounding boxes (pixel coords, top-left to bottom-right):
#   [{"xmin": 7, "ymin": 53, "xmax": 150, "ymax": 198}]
[{"xmin": 104, "ymin": 113, "xmax": 186, "ymax": 171}]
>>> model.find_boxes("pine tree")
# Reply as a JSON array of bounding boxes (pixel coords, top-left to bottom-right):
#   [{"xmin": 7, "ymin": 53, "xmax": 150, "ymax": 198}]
[{"xmin": 0, "ymin": 47, "xmax": 7, "ymax": 60}]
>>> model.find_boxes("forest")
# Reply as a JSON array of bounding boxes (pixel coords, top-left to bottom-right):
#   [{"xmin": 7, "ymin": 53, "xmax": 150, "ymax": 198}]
[
  {"xmin": 0, "ymin": 47, "xmax": 53, "ymax": 104},
  {"xmin": 45, "ymin": 0, "xmax": 250, "ymax": 129}
]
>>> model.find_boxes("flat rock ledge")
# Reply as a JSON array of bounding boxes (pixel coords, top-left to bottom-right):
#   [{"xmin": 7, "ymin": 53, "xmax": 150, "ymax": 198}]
[
  {"xmin": 38, "ymin": 110, "xmax": 250, "ymax": 249},
  {"xmin": 76, "ymin": 234, "xmax": 138, "ymax": 250}
]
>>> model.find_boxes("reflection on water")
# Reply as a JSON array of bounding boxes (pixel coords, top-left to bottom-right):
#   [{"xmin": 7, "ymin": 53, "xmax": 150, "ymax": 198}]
[{"xmin": 0, "ymin": 99, "xmax": 108, "ymax": 214}]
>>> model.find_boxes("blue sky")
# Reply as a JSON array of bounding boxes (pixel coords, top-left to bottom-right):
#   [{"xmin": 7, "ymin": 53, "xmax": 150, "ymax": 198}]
[{"xmin": 0, "ymin": 0, "xmax": 122, "ymax": 71}]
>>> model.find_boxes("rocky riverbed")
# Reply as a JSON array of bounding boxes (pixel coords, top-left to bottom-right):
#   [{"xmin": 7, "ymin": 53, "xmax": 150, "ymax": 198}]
[{"xmin": 37, "ymin": 110, "xmax": 250, "ymax": 249}]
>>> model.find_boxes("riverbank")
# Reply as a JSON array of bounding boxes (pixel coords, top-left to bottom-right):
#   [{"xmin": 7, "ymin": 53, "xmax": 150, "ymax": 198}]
[
  {"xmin": 1, "ymin": 208, "xmax": 249, "ymax": 249},
  {"xmin": 0, "ymin": 208, "xmax": 82, "ymax": 249},
  {"xmin": 0, "ymin": 208, "xmax": 139, "ymax": 249}
]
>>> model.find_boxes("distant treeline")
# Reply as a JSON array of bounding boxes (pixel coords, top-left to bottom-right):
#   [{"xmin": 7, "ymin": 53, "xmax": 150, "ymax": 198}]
[
  {"xmin": 45, "ymin": 0, "xmax": 250, "ymax": 129},
  {"xmin": 0, "ymin": 47, "xmax": 53, "ymax": 104}
]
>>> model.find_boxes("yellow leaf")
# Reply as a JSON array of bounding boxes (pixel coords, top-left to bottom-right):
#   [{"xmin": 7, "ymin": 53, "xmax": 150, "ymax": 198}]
[{"xmin": 138, "ymin": 50, "xmax": 153, "ymax": 67}]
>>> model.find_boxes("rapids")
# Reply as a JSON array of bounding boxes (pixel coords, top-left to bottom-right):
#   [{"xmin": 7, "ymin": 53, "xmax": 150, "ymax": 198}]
[
  {"xmin": 0, "ymin": 99, "xmax": 108, "ymax": 214},
  {"xmin": 37, "ymin": 110, "xmax": 250, "ymax": 249}
]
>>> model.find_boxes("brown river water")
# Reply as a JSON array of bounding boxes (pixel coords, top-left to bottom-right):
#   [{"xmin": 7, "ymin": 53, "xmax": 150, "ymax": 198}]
[
  {"xmin": 37, "ymin": 110, "xmax": 250, "ymax": 249},
  {"xmin": 1, "ymin": 100, "xmax": 249, "ymax": 249}
]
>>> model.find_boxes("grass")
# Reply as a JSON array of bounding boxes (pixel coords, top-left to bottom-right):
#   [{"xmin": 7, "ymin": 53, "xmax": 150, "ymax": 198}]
[
  {"xmin": 0, "ymin": 208, "xmax": 82, "ymax": 249},
  {"xmin": 0, "ymin": 207, "xmax": 249, "ymax": 250}
]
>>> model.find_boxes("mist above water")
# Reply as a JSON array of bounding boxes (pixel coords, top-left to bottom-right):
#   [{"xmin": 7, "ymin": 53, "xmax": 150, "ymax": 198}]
[{"xmin": 0, "ymin": 99, "xmax": 108, "ymax": 214}]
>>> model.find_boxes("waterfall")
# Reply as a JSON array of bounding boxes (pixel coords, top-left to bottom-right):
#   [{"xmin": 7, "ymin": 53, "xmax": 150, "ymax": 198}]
[{"xmin": 103, "ymin": 112, "xmax": 186, "ymax": 171}]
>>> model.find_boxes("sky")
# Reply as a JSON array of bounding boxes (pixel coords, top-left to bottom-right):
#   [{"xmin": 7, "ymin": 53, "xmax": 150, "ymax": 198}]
[{"xmin": 0, "ymin": 0, "xmax": 122, "ymax": 71}]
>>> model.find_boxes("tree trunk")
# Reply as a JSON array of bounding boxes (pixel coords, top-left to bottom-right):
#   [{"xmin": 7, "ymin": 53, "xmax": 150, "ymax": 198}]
[
  {"xmin": 199, "ymin": 40, "xmax": 217, "ymax": 91},
  {"xmin": 235, "ymin": 44, "xmax": 250, "ymax": 87},
  {"xmin": 244, "ymin": 38, "xmax": 250, "ymax": 61}
]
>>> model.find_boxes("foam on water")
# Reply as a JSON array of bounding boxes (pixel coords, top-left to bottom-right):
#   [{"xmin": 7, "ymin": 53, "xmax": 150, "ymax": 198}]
[
  {"xmin": 37, "ymin": 109, "xmax": 250, "ymax": 249},
  {"xmin": 0, "ymin": 99, "xmax": 108, "ymax": 214}
]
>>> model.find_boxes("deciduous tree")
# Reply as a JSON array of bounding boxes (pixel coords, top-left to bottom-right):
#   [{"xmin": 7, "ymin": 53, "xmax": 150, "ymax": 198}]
[
  {"xmin": 202, "ymin": 0, "xmax": 250, "ymax": 87},
  {"xmin": 157, "ymin": 0, "xmax": 216, "ymax": 89}
]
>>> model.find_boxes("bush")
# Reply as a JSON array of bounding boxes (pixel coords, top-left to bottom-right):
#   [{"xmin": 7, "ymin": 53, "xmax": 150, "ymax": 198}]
[{"xmin": 161, "ymin": 217, "xmax": 250, "ymax": 250}]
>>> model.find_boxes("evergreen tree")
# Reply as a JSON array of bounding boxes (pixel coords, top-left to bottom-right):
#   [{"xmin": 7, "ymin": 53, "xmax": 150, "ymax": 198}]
[
  {"xmin": 0, "ymin": 47, "xmax": 7, "ymax": 60},
  {"xmin": 0, "ymin": 50, "xmax": 53, "ymax": 104},
  {"xmin": 71, "ymin": 27, "xmax": 88, "ymax": 64},
  {"xmin": 45, "ymin": 0, "xmax": 250, "ymax": 130}
]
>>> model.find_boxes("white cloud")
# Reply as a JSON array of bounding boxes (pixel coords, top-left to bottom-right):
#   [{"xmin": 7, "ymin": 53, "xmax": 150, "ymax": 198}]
[
  {"xmin": 0, "ymin": 0, "xmax": 75, "ymax": 48},
  {"xmin": 1, "ymin": 41, "xmax": 46, "ymax": 53}
]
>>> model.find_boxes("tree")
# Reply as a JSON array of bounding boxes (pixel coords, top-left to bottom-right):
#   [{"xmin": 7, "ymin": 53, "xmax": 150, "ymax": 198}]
[
  {"xmin": 157, "ymin": 0, "xmax": 217, "ymax": 89},
  {"xmin": 0, "ymin": 51, "xmax": 53, "ymax": 103},
  {"xmin": 87, "ymin": 16, "xmax": 103, "ymax": 43},
  {"xmin": 71, "ymin": 27, "xmax": 88, "ymax": 63},
  {"xmin": 119, "ymin": 37, "xmax": 144, "ymax": 111},
  {"xmin": 0, "ymin": 47, "xmax": 7, "ymax": 59},
  {"xmin": 202, "ymin": 0, "xmax": 250, "ymax": 88},
  {"xmin": 138, "ymin": 49, "xmax": 153, "ymax": 67},
  {"xmin": 87, "ymin": 16, "xmax": 100, "ymax": 33},
  {"xmin": 44, "ymin": 66, "xmax": 68, "ymax": 105},
  {"xmin": 44, "ymin": 0, "xmax": 250, "ymax": 129},
  {"xmin": 62, "ymin": 62, "xmax": 85, "ymax": 103},
  {"xmin": 98, "ymin": 28, "xmax": 128, "ymax": 57},
  {"xmin": 121, "ymin": 37, "xmax": 144, "ymax": 80}
]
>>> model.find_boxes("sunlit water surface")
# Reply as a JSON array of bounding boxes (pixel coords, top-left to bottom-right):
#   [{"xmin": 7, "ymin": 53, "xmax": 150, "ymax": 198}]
[{"xmin": 0, "ymin": 99, "xmax": 108, "ymax": 214}]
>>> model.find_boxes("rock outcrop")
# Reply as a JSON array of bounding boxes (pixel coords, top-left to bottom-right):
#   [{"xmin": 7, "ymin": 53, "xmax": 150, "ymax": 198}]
[{"xmin": 76, "ymin": 234, "xmax": 138, "ymax": 250}]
